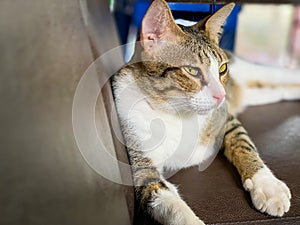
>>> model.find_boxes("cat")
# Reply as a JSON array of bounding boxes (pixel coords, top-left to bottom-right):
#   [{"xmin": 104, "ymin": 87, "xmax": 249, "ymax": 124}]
[{"xmin": 112, "ymin": 1, "xmax": 299, "ymax": 224}]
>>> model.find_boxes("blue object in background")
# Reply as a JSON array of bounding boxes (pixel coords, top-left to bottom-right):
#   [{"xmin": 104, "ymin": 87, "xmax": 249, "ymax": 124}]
[
  {"xmin": 132, "ymin": 2, "xmax": 212, "ymax": 28},
  {"xmin": 131, "ymin": 1, "xmax": 241, "ymax": 51}
]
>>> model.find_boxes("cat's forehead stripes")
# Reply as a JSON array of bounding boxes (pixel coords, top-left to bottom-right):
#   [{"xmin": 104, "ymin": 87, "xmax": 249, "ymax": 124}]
[
  {"xmin": 180, "ymin": 25, "xmax": 228, "ymax": 65},
  {"xmin": 194, "ymin": 37, "xmax": 227, "ymax": 65}
]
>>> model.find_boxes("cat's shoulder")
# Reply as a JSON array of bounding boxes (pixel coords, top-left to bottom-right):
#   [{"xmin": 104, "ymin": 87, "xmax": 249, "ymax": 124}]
[
  {"xmin": 113, "ymin": 65, "xmax": 134, "ymax": 81},
  {"xmin": 112, "ymin": 65, "xmax": 136, "ymax": 92}
]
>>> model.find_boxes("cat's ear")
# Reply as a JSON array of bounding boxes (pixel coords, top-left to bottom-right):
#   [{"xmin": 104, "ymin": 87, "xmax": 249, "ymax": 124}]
[
  {"xmin": 140, "ymin": 0, "xmax": 184, "ymax": 53},
  {"xmin": 193, "ymin": 3, "xmax": 235, "ymax": 44}
]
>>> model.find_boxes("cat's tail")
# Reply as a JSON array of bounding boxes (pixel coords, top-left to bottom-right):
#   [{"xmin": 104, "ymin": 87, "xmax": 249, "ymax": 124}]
[{"xmin": 227, "ymin": 54, "xmax": 300, "ymax": 115}]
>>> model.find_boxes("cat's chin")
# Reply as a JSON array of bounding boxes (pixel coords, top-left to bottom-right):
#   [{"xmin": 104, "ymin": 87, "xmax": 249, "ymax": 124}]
[
  {"xmin": 153, "ymin": 103, "xmax": 218, "ymax": 116},
  {"xmin": 187, "ymin": 102, "xmax": 216, "ymax": 115},
  {"xmin": 188, "ymin": 96, "xmax": 226, "ymax": 115},
  {"xmin": 152, "ymin": 103, "xmax": 215, "ymax": 115},
  {"xmin": 166, "ymin": 104, "xmax": 216, "ymax": 116},
  {"xmin": 192, "ymin": 107, "xmax": 215, "ymax": 115},
  {"xmin": 146, "ymin": 97, "xmax": 224, "ymax": 116}
]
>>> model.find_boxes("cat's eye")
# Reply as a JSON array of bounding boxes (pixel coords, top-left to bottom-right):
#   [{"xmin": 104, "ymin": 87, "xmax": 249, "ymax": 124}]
[
  {"xmin": 219, "ymin": 63, "xmax": 228, "ymax": 75},
  {"xmin": 183, "ymin": 66, "xmax": 199, "ymax": 76}
]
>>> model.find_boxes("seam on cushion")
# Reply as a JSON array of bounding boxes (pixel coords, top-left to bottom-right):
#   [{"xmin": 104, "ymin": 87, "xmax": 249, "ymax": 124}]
[{"xmin": 209, "ymin": 216, "xmax": 300, "ymax": 225}]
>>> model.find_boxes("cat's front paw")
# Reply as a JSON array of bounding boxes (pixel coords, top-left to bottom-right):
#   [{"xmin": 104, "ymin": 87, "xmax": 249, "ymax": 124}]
[
  {"xmin": 191, "ymin": 219, "xmax": 205, "ymax": 225},
  {"xmin": 151, "ymin": 181, "xmax": 206, "ymax": 225},
  {"xmin": 243, "ymin": 167, "xmax": 291, "ymax": 217}
]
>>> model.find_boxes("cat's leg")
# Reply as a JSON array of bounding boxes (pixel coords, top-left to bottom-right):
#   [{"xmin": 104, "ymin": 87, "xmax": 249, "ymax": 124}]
[
  {"xmin": 128, "ymin": 148, "xmax": 205, "ymax": 225},
  {"xmin": 223, "ymin": 114, "xmax": 291, "ymax": 217}
]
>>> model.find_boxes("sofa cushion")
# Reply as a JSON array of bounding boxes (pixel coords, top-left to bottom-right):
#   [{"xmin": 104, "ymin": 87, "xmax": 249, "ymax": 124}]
[{"xmin": 169, "ymin": 101, "xmax": 300, "ymax": 225}]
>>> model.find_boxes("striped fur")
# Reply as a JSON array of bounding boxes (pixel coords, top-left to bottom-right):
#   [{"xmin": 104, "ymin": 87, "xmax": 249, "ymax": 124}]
[
  {"xmin": 223, "ymin": 114, "xmax": 264, "ymax": 182},
  {"xmin": 113, "ymin": 0, "xmax": 296, "ymax": 224}
]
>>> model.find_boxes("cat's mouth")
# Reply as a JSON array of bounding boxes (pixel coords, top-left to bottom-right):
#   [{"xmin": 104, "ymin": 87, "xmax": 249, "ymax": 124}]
[
  {"xmin": 190, "ymin": 98, "xmax": 225, "ymax": 115},
  {"xmin": 145, "ymin": 92, "xmax": 225, "ymax": 115},
  {"xmin": 163, "ymin": 95, "xmax": 222, "ymax": 115},
  {"xmin": 186, "ymin": 91, "xmax": 224, "ymax": 114},
  {"xmin": 189, "ymin": 102, "xmax": 217, "ymax": 114}
]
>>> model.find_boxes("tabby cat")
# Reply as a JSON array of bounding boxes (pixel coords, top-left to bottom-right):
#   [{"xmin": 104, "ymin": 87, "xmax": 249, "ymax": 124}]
[{"xmin": 113, "ymin": 1, "xmax": 299, "ymax": 224}]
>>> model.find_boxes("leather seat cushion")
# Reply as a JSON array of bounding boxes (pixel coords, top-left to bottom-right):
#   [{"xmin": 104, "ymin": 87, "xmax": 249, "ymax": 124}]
[{"xmin": 169, "ymin": 101, "xmax": 300, "ymax": 224}]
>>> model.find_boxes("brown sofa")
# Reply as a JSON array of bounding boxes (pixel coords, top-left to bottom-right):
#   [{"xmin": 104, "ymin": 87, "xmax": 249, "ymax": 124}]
[
  {"xmin": 175, "ymin": 102, "xmax": 300, "ymax": 225},
  {"xmin": 1, "ymin": 0, "xmax": 299, "ymax": 225}
]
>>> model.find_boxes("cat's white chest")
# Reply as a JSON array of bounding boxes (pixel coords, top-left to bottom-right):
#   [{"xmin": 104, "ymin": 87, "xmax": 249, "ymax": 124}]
[
  {"xmin": 114, "ymin": 74, "xmax": 224, "ymax": 172},
  {"xmin": 140, "ymin": 111, "xmax": 214, "ymax": 171},
  {"xmin": 123, "ymin": 107, "xmax": 212, "ymax": 172}
]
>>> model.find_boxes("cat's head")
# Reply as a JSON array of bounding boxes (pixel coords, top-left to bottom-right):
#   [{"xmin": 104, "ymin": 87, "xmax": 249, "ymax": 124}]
[{"xmin": 131, "ymin": 0, "xmax": 235, "ymax": 114}]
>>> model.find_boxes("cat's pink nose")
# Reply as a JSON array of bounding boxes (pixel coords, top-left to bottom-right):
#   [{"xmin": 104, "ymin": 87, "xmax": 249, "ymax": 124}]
[{"xmin": 213, "ymin": 94, "xmax": 225, "ymax": 105}]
